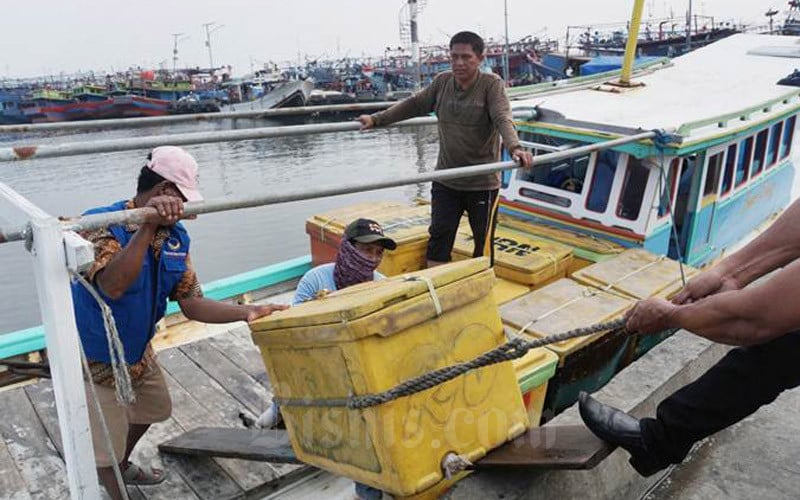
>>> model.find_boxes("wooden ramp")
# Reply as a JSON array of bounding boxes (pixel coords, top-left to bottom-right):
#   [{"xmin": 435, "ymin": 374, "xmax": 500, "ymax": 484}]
[
  {"xmin": 158, "ymin": 424, "xmax": 613, "ymax": 472},
  {"xmin": 159, "ymin": 428, "xmax": 300, "ymax": 464}
]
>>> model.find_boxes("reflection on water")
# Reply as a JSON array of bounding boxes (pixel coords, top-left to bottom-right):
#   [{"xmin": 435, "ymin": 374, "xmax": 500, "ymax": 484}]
[{"xmin": 0, "ymin": 119, "xmax": 439, "ymax": 334}]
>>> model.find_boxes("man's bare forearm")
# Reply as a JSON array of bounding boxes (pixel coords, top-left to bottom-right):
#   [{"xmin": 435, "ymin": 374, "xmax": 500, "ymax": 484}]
[{"xmin": 96, "ymin": 224, "xmax": 157, "ymax": 299}]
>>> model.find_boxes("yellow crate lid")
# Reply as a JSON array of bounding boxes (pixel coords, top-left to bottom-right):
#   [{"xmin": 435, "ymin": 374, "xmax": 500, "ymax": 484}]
[
  {"xmin": 453, "ymin": 225, "xmax": 572, "ymax": 274},
  {"xmin": 571, "ymin": 248, "xmax": 698, "ymax": 300},
  {"xmin": 250, "ymin": 258, "xmax": 492, "ymax": 333},
  {"xmin": 498, "ymin": 213, "xmax": 624, "ymax": 256},
  {"xmin": 306, "ymin": 203, "xmax": 431, "ymax": 245},
  {"xmin": 500, "ymin": 278, "xmax": 633, "ymax": 358}
]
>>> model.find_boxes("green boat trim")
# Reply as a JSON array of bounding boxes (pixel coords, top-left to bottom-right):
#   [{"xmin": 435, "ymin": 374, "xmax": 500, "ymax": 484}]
[{"xmin": 0, "ymin": 255, "xmax": 312, "ymax": 360}]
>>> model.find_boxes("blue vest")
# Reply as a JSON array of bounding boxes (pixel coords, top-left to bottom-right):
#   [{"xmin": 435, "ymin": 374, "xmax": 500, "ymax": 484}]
[{"xmin": 72, "ymin": 200, "xmax": 191, "ymax": 363}]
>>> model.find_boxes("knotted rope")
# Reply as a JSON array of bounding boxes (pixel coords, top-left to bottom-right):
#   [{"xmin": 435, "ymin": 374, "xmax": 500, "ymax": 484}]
[{"xmin": 275, "ymin": 317, "xmax": 626, "ymax": 409}]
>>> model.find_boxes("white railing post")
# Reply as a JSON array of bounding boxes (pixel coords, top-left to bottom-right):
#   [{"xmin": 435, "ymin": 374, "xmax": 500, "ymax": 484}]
[{"xmin": 29, "ymin": 216, "xmax": 100, "ymax": 499}]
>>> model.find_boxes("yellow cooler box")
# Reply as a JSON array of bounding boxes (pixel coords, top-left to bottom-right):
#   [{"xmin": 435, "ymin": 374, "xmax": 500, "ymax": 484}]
[
  {"xmin": 500, "ymin": 278, "xmax": 634, "ymax": 414},
  {"xmin": 497, "ymin": 212, "xmax": 624, "ymax": 273},
  {"xmin": 306, "ymin": 202, "xmax": 432, "ymax": 276},
  {"xmin": 571, "ymin": 248, "xmax": 698, "ymax": 300},
  {"xmin": 493, "ymin": 278, "xmax": 531, "ymax": 305},
  {"xmin": 250, "ymin": 258, "xmax": 528, "ymax": 497},
  {"xmin": 571, "ymin": 248, "xmax": 698, "ymax": 363},
  {"xmin": 452, "ymin": 225, "xmax": 573, "ymax": 287},
  {"xmin": 507, "ymin": 339, "xmax": 559, "ymax": 427}
]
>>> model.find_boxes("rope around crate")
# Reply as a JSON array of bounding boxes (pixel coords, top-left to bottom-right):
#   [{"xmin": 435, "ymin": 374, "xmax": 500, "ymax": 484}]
[{"xmin": 275, "ymin": 317, "xmax": 627, "ymax": 410}]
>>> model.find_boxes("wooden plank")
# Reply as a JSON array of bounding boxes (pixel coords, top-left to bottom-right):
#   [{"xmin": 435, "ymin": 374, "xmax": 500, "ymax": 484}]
[
  {"xmin": 24, "ymin": 379, "xmax": 202, "ymax": 500},
  {"xmin": 158, "ymin": 349, "xmax": 280, "ymax": 492},
  {"xmin": 159, "ymin": 427, "xmax": 300, "ymax": 464},
  {"xmin": 179, "ymin": 340, "xmax": 272, "ymax": 415},
  {"xmin": 206, "ymin": 326, "xmax": 272, "ymax": 390},
  {"xmin": 471, "ymin": 425, "xmax": 614, "ymax": 470},
  {"xmin": 0, "ymin": 433, "xmax": 32, "ymax": 500},
  {"xmin": 0, "ymin": 388, "xmax": 70, "ymax": 499}
]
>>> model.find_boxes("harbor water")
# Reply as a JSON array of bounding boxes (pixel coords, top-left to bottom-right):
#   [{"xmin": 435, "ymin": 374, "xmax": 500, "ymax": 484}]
[{"xmin": 0, "ymin": 118, "xmax": 440, "ymax": 335}]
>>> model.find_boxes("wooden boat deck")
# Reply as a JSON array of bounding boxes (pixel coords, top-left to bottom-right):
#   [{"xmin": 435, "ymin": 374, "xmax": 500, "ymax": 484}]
[{"xmin": 0, "ymin": 292, "xmax": 324, "ymax": 500}]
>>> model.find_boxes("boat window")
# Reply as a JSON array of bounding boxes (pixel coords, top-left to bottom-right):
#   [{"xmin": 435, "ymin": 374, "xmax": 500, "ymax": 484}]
[
  {"xmin": 657, "ymin": 158, "xmax": 681, "ymax": 218},
  {"xmin": 766, "ymin": 122, "xmax": 783, "ymax": 168},
  {"xmin": 616, "ymin": 156, "xmax": 649, "ymax": 221},
  {"xmin": 586, "ymin": 150, "xmax": 620, "ymax": 213},
  {"xmin": 519, "ymin": 188, "xmax": 571, "ymax": 208},
  {"xmin": 703, "ymin": 151, "xmax": 723, "ymax": 197},
  {"xmin": 751, "ymin": 129, "xmax": 768, "ymax": 177},
  {"xmin": 520, "ymin": 151, "xmax": 591, "ymax": 195},
  {"xmin": 721, "ymin": 144, "xmax": 737, "ymax": 196},
  {"xmin": 736, "ymin": 137, "xmax": 753, "ymax": 188},
  {"xmin": 781, "ymin": 115, "xmax": 796, "ymax": 160}
]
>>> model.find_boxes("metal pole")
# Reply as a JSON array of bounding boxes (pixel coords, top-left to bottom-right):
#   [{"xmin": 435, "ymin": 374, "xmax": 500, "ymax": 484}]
[
  {"xmin": 203, "ymin": 22, "xmax": 215, "ymax": 71},
  {"xmin": 0, "ymin": 109, "xmax": 536, "ymax": 162},
  {"xmin": 0, "ymin": 183, "xmax": 100, "ymax": 497},
  {"xmin": 685, "ymin": 0, "xmax": 692, "ymax": 53},
  {"xmin": 409, "ymin": 0, "xmax": 421, "ymax": 90},
  {"xmin": 0, "ymin": 130, "xmax": 657, "ymax": 240},
  {"xmin": 0, "ymin": 101, "xmax": 398, "ymax": 134},
  {"xmin": 620, "ymin": 0, "xmax": 645, "ymax": 86},
  {"xmin": 503, "ymin": 0, "xmax": 511, "ymax": 83}
]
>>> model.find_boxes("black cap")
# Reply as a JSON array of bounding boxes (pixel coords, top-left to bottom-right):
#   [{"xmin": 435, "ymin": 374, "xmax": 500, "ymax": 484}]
[{"xmin": 344, "ymin": 218, "xmax": 397, "ymax": 250}]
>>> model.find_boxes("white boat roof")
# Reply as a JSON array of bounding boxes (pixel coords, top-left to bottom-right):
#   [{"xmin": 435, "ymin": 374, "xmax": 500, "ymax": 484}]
[{"xmin": 513, "ymin": 34, "xmax": 800, "ymax": 142}]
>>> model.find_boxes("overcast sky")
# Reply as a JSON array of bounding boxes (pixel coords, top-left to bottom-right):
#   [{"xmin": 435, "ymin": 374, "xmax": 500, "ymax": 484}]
[{"xmin": 1, "ymin": 0, "xmax": 786, "ymax": 78}]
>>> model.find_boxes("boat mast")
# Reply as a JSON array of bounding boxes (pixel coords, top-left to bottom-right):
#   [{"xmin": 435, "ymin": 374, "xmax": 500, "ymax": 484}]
[
  {"xmin": 619, "ymin": 0, "xmax": 645, "ymax": 86},
  {"xmin": 685, "ymin": 0, "xmax": 692, "ymax": 53}
]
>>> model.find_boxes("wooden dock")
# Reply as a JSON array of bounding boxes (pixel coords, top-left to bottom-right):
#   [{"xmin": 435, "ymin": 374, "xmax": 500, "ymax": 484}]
[{"xmin": 0, "ymin": 295, "xmax": 327, "ymax": 500}]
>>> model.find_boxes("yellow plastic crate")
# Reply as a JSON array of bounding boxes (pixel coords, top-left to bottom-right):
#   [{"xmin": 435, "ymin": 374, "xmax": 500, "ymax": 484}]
[
  {"xmin": 452, "ymin": 225, "xmax": 573, "ymax": 287},
  {"xmin": 571, "ymin": 248, "xmax": 698, "ymax": 300},
  {"xmin": 497, "ymin": 213, "xmax": 624, "ymax": 274},
  {"xmin": 500, "ymin": 278, "xmax": 634, "ymax": 413},
  {"xmin": 500, "ymin": 278, "xmax": 633, "ymax": 363},
  {"xmin": 492, "ymin": 278, "xmax": 531, "ymax": 305},
  {"xmin": 250, "ymin": 258, "xmax": 527, "ymax": 497},
  {"xmin": 306, "ymin": 202, "xmax": 432, "ymax": 276}
]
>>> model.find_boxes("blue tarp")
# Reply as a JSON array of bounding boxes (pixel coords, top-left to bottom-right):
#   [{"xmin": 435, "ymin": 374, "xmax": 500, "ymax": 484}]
[{"xmin": 579, "ymin": 56, "xmax": 662, "ymax": 76}]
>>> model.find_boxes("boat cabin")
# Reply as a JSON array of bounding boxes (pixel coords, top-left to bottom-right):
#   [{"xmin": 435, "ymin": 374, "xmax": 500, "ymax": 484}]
[{"xmin": 502, "ymin": 34, "xmax": 800, "ymax": 267}]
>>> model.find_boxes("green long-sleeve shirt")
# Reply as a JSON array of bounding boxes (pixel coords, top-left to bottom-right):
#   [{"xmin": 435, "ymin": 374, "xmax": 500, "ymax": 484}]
[{"xmin": 371, "ymin": 71, "xmax": 521, "ymax": 191}]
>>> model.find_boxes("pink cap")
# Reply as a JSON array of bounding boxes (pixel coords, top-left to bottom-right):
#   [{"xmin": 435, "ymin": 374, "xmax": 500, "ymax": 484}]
[{"xmin": 146, "ymin": 146, "xmax": 203, "ymax": 202}]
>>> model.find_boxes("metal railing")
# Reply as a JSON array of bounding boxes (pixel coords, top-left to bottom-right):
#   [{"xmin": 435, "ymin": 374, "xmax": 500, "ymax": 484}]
[
  {"xmin": 0, "ymin": 112, "xmax": 659, "ymax": 498},
  {"xmin": 0, "ymin": 101, "xmax": 397, "ymax": 134},
  {"xmin": 0, "ymin": 109, "xmax": 537, "ymax": 162},
  {"xmin": 0, "ymin": 129, "xmax": 656, "ymax": 244}
]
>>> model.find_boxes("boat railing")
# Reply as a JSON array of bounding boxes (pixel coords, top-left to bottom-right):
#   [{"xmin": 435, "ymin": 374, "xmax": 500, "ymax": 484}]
[
  {"xmin": 0, "ymin": 101, "xmax": 397, "ymax": 135},
  {"xmin": 0, "ymin": 113, "xmax": 657, "ymax": 498},
  {"xmin": 677, "ymin": 89, "xmax": 800, "ymax": 135},
  {"xmin": 0, "ymin": 109, "xmax": 537, "ymax": 162}
]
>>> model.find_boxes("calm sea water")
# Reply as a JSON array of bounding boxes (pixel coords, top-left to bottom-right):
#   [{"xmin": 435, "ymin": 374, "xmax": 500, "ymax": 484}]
[{"xmin": 0, "ymin": 119, "xmax": 440, "ymax": 335}]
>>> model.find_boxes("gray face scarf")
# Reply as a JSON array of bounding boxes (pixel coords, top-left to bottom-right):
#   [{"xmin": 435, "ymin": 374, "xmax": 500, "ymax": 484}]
[{"xmin": 333, "ymin": 239, "xmax": 381, "ymax": 290}]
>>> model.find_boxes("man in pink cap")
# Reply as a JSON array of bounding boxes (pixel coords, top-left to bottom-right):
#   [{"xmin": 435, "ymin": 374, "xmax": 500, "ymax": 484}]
[{"xmin": 71, "ymin": 146, "xmax": 288, "ymax": 499}]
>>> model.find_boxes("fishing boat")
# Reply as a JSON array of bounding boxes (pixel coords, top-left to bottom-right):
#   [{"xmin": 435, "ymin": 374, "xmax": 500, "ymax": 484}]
[{"xmin": 0, "ymin": 7, "xmax": 799, "ymax": 499}]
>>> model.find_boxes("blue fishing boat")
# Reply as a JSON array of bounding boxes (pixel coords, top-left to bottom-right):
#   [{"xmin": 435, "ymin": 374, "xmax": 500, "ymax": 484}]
[{"xmin": 502, "ymin": 34, "xmax": 798, "ymax": 269}]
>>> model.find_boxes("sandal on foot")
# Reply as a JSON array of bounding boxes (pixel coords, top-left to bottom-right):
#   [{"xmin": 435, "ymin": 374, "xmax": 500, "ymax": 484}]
[{"xmin": 122, "ymin": 462, "xmax": 167, "ymax": 485}]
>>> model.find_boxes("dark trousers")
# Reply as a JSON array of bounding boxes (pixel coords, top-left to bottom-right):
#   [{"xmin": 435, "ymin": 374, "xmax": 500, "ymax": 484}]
[
  {"xmin": 426, "ymin": 182, "xmax": 499, "ymax": 264},
  {"xmin": 641, "ymin": 331, "xmax": 800, "ymax": 464}
]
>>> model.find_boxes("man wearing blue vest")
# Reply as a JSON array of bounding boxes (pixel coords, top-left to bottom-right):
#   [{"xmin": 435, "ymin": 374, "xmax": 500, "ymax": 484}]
[{"xmin": 72, "ymin": 146, "xmax": 288, "ymax": 499}]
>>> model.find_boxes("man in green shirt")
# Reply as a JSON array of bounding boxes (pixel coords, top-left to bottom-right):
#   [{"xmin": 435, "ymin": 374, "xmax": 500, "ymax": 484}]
[{"xmin": 358, "ymin": 31, "xmax": 533, "ymax": 267}]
